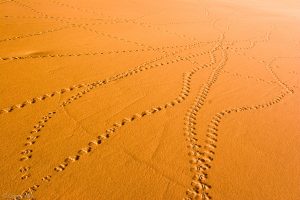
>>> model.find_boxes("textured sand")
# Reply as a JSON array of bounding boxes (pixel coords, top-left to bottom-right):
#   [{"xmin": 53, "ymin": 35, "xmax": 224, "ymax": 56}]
[{"xmin": 0, "ymin": 0, "xmax": 299, "ymax": 199}]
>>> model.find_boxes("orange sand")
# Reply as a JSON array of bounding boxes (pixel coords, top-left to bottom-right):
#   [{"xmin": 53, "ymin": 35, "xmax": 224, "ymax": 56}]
[{"xmin": 0, "ymin": 0, "xmax": 299, "ymax": 199}]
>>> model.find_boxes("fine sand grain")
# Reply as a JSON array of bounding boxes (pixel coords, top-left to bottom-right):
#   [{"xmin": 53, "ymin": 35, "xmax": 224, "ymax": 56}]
[{"xmin": 0, "ymin": 0, "xmax": 299, "ymax": 199}]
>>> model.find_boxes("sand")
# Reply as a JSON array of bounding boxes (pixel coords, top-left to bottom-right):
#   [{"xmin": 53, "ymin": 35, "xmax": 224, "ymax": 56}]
[{"xmin": 0, "ymin": 0, "xmax": 299, "ymax": 199}]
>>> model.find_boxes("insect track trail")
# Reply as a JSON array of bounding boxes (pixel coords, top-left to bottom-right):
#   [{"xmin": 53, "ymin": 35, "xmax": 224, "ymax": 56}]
[
  {"xmin": 0, "ymin": 42, "xmax": 208, "ymax": 61},
  {"xmin": 1, "ymin": 15, "xmax": 105, "ymax": 21},
  {"xmin": 0, "ymin": 41, "xmax": 211, "ymax": 115},
  {"xmin": 11, "ymin": 0, "xmax": 157, "ymax": 50},
  {"xmin": 2, "ymin": 0, "xmax": 297, "ymax": 199},
  {"xmin": 185, "ymin": 75, "xmax": 294, "ymax": 199},
  {"xmin": 15, "ymin": 39, "xmax": 220, "ymax": 186},
  {"xmin": 16, "ymin": 38, "xmax": 224, "ymax": 199},
  {"xmin": 230, "ymin": 48, "xmax": 296, "ymax": 93},
  {"xmin": 0, "ymin": 32, "xmax": 269, "ymax": 115},
  {"xmin": 0, "ymin": 20, "xmax": 150, "ymax": 45},
  {"xmin": 183, "ymin": 44, "xmax": 228, "ymax": 200},
  {"xmin": 0, "ymin": 26, "xmax": 69, "ymax": 43},
  {"xmin": 47, "ymin": 0, "xmax": 202, "ymax": 43},
  {"xmin": 185, "ymin": 89, "xmax": 293, "ymax": 200},
  {"xmin": 183, "ymin": 42, "xmax": 295, "ymax": 200},
  {"xmin": 228, "ymin": 31, "xmax": 271, "ymax": 51},
  {"xmin": 18, "ymin": 111, "xmax": 57, "ymax": 180},
  {"xmin": 0, "ymin": 33, "xmax": 271, "ymax": 115},
  {"xmin": 221, "ymin": 69, "xmax": 277, "ymax": 85}
]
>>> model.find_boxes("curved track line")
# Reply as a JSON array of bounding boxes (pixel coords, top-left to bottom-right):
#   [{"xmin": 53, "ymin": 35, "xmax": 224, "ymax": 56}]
[
  {"xmin": 47, "ymin": 0, "xmax": 202, "ymax": 43},
  {"xmin": 16, "ymin": 41, "xmax": 220, "ymax": 182},
  {"xmin": 0, "ymin": 31, "xmax": 270, "ymax": 115},
  {"xmin": 1, "ymin": 15, "xmax": 105, "ymax": 21},
  {"xmin": 0, "ymin": 41, "xmax": 211, "ymax": 115},
  {"xmin": 16, "ymin": 39, "xmax": 223, "ymax": 199},
  {"xmin": 184, "ymin": 50, "xmax": 295, "ymax": 199},
  {"xmin": 0, "ymin": 42, "xmax": 208, "ymax": 61},
  {"xmin": 0, "ymin": 26, "xmax": 69, "ymax": 43},
  {"xmin": 183, "ymin": 45, "xmax": 228, "ymax": 200},
  {"xmin": 11, "ymin": 1, "xmax": 155, "ymax": 49}
]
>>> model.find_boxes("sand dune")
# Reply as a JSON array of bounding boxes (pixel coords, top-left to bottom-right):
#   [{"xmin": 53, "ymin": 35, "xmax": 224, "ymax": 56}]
[{"xmin": 0, "ymin": 0, "xmax": 299, "ymax": 199}]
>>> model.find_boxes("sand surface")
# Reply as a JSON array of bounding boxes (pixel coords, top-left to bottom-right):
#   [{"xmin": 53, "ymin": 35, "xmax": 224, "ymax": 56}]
[{"xmin": 0, "ymin": 0, "xmax": 300, "ymax": 199}]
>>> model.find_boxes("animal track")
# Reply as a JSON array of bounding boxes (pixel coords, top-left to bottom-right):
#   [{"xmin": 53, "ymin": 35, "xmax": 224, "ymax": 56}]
[
  {"xmin": 182, "ymin": 30, "xmax": 277, "ymax": 199},
  {"xmin": 20, "ymin": 111, "xmax": 56, "ymax": 158},
  {"xmin": 55, "ymin": 42, "xmax": 221, "ymax": 173},
  {"xmin": 12, "ymin": 0, "xmax": 216, "ymax": 52},
  {"xmin": 1, "ymin": 1, "xmax": 221, "ymax": 117},
  {"xmin": 186, "ymin": 90, "xmax": 292, "ymax": 200},
  {"xmin": 230, "ymin": 49, "xmax": 297, "ymax": 92},
  {"xmin": 230, "ymin": 31, "xmax": 272, "ymax": 48},
  {"xmin": 264, "ymin": 59, "xmax": 294, "ymax": 93},
  {"xmin": 218, "ymin": 31, "xmax": 270, "ymax": 52},
  {"xmin": 0, "ymin": 29, "xmax": 272, "ymax": 116},
  {"xmin": 3, "ymin": 1, "xmax": 298, "ymax": 199},
  {"xmin": 2, "ymin": 15, "xmax": 105, "ymax": 21},
  {"xmin": 183, "ymin": 45, "xmax": 228, "ymax": 200},
  {"xmin": 19, "ymin": 111, "xmax": 56, "ymax": 180},
  {"xmin": 48, "ymin": 0, "xmax": 111, "ymax": 19},
  {"xmin": 11, "ymin": 0, "xmax": 157, "ymax": 51},
  {"xmin": 0, "ymin": 42, "xmax": 208, "ymax": 61},
  {"xmin": 0, "ymin": 41, "xmax": 211, "ymax": 115},
  {"xmin": 0, "ymin": 26, "xmax": 69, "ymax": 43},
  {"xmin": 14, "ymin": 35, "xmax": 220, "ymax": 192},
  {"xmin": 2, "ymin": 0, "xmax": 270, "ymax": 116},
  {"xmin": 0, "ymin": 86, "xmax": 81, "ymax": 114},
  {"xmin": 16, "ymin": 38, "xmax": 223, "ymax": 198},
  {"xmin": 221, "ymin": 69, "xmax": 277, "ymax": 85},
  {"xmin": 184, "ymin": 49, "xmax": 295, "ymax": 199},
  {"xmin": 47, "ymin": 0, "xmax": 203, "ymax": 42},
  {"xmin": 59, "ymin": 43, "xmax": 215, "ymax": 108}
]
